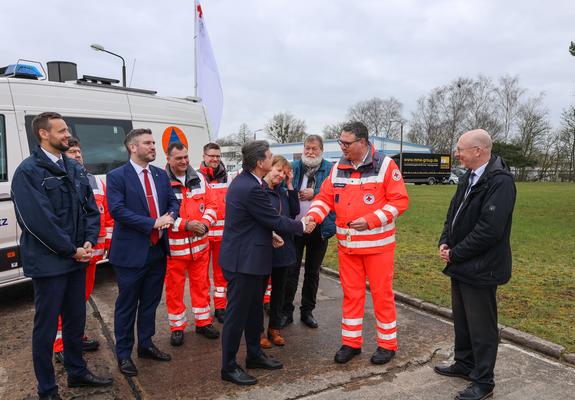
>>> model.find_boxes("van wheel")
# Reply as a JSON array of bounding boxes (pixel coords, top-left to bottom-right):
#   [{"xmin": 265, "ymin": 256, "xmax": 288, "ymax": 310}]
[{"xmin": 427, "ymin": 177, "xmax": 436, "ymax": 185}]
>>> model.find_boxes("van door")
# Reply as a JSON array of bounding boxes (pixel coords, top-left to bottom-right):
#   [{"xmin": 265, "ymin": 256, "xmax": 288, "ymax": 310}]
[{"xmin": 0, "ymin": 112, "xmax": 24, "ymax": 286}]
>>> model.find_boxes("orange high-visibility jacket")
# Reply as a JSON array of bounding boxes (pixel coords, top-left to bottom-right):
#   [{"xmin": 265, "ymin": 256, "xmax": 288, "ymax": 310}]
[
  {"xmin": 167, "ymin": 166, "xmax": 217, "ymax": 259},
  {"xmin": 307, "ymin": 147, "xmax": 409, "ymax": 255},
  {"xmin": 204, "ymin": 181, "xmax": 227, "ymax": 242},
  {"xmin": 87, "ymin": 174, "xmax": 114, "ymax": 255}
]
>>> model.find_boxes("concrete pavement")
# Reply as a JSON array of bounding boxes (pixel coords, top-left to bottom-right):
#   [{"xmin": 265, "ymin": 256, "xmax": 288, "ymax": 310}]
[{"xmin": 1, "ymin": 265, "xmax": 574, "ymax": 399}]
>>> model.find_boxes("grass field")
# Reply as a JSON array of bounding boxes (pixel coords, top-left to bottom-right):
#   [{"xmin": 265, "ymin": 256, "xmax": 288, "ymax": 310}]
[{"xmin": 322, "ymin": 183, "xmax": 575, "ymax": 352}]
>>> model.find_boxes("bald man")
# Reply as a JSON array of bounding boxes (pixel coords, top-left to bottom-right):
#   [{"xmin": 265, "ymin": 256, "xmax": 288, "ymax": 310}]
[{"xmin": 435, "ymin": 129, "xmax": 516, "ymax": 400}]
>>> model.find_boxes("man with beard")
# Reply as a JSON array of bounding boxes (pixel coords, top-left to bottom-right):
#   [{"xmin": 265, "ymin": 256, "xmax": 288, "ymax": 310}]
[
  {"xmin": 11, "ymin": 112, "xmax": 112, "ymax": 399},
  {"xmin": 282, "ymin": 135, "xmax": 336, "ymax": 329},
  {"xmin": 198, "ymin": 142, "xmax": 229, "ymax": 323},
  {"xmin": 106, "ymin": 129, "xmax": 179, "ymax": 377}
]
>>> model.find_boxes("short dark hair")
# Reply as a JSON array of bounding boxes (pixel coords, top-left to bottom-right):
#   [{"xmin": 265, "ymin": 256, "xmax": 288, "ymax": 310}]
[
  {"xmin": 124, "ymin": 128, "xmax": 152, "ymax": 152},
  {"xmin": 342, "ymin": 121, "xmax": 369, "ymax": 142},
  {"xmin": 304, "ymin": 134, "xmax": 323, "ymax": 150},
  {"xmin": 32, "ymin": 112, "xmax": 63, "ymax": 141},
  {"xmin": 242, "ymin": 140, "xmax": 270, "ymax": 172},
  {"xmin": 67, "ymin": 137, "xmax": 81, "ymax": 148},
  {"xmin": 167, "ymin": 141, "xmax": 186, "ymax": 156},
  {"xmin": 203, "ymin": 142, "xmax": 220, "ymax": 153}
]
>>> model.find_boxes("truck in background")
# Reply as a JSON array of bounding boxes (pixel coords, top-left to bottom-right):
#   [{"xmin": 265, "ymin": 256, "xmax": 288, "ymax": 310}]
[{"xmin": 391, "ymin": 152, "xmax": 451, "ymax": 185}]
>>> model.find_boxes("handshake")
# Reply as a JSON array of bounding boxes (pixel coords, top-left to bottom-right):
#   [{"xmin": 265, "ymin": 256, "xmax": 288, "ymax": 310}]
[{"xmin": 301, "ymin": 216, "xmax": 316, "ymax": 234}]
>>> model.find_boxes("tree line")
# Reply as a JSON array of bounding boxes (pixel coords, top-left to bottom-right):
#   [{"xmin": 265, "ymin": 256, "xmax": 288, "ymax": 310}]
[{"xmin": 217, "ymin": 75, "xmax": 575, "ymax": 182}]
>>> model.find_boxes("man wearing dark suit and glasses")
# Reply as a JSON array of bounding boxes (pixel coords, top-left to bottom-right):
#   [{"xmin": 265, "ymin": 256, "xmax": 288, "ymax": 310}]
[
  {"xmin": 106, "ymin": 129, "xmax": 179, "ymax": 377},
  {"xmin": 435, "ymin": 129, "xmax": 516, "ymax": 400},
  {"xmin": 219, "ymin": 140, "xmax": 314, "ymax": 385}
]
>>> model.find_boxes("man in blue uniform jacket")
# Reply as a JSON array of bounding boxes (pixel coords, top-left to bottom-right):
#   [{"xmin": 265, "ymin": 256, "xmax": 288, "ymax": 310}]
[
  {"xmin": 219, "ymin": 140, "xmax": 314, "ymax": 386},
  {"xmin": 11, "ymin": 112, "xmax": 112, "ymax": 400},
  {"xmin": 106, "ymin": 128, "xmax": 179, "ymax": 377}
]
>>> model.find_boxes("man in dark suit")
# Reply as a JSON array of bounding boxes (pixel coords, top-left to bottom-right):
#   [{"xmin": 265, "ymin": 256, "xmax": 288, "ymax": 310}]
[
  {"xmin": 12, "ymin": 112, "xmax": 112, "ymax": 400},
  {"xmin": 435, "ymin": 129, "xmax": 516, "ymax": 400},
  {"xmin": 219, "ymin": 140, "xmax": 314, "ymax": 385},
  {"xmin": 106, "ymin": 129, "xmax": 179, "ymax": 377}
]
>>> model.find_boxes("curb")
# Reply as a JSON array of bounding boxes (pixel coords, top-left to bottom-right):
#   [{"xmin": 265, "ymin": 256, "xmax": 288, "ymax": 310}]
[{"xmin": 320, "ymin": 266, "xmax": 575, "ymax": 367}]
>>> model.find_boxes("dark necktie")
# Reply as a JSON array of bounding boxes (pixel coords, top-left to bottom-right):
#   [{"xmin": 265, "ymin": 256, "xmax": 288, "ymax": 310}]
[
  {"xmin": 56, "ymin": 159, "xmax": 65, "ymax": 172},
  {"xmin": 143, "ymin": 169, "xmax": 159, "ymax": 245},
  {"xmin": 452, "ymin": 172, "xmax": 476, "ymax": 228}
]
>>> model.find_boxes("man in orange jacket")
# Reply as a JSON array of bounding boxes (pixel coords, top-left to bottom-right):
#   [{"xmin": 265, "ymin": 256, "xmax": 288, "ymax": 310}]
[
  {"xmin": 306, "ymin": 122, "xmax": 408, "ymax": 365},
  {"xmin": 165, "ymin": 142, "xmax": 220, "ymax": 346},
  {"xmin": 53, "ymin": 137, "xmax": 114, "ymax": 363},
  {"xmin": 198, "ymin": 143, "xmax": 228, "ymax": 323}
]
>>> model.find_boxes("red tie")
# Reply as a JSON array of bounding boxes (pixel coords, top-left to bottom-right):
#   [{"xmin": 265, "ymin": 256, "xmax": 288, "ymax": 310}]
[{"xmin": 143, "ymin": 169, "xmax": 159, "ymax": 245}]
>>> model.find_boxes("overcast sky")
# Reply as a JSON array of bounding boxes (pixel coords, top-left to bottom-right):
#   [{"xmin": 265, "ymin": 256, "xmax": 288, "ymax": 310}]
[{"xmin": 2, "ymin": 0, "xmax": 574, "ymax": 139}]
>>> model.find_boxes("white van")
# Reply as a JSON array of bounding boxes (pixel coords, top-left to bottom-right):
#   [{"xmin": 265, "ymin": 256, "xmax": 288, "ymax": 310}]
[{"xmin": 0, "ymin": 61, "xmax": 212, "ymax": 287}]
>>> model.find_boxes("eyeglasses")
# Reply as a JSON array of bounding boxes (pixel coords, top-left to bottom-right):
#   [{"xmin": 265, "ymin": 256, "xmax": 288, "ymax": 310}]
[
  {"xmin": 454, "ymin": 146, "xmax": 480, "ymax": 153},
  {"xmin": 337, "ymin": 138, "xmax": 361, "ymax": 148},
  {"xmin": 204, "ymin": 154, "xmax": 221, "ymax": 159}
]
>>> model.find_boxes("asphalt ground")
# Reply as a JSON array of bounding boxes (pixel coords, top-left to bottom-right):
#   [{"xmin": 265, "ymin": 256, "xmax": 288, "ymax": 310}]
[{"xmin": 1, "ymin": 265, "xmax": 574, "ymax": 400}]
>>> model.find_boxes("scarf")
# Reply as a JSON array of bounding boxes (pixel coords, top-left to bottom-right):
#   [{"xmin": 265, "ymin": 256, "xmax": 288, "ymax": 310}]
[{"xmin": 199, "ymin": 161, "xmax": 228, "ymax": 183}]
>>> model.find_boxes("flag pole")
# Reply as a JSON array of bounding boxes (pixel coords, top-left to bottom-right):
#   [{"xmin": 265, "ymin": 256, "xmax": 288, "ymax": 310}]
[{"xmin": 194, "ymin": 0, "xmax": 198, "ymax": 97}]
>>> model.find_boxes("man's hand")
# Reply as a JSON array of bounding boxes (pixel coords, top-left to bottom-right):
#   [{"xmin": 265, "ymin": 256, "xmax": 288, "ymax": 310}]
[
  {"xmin": 186, "ymin": 221, "xmax": 208, "ymax": 237},
  {"xmin": 73, "ymin": 247, "xmax": 91, "ymax": 262},
  {"xmin": 302, "ymin": 216, "xmax": 316, "ymax": 234},
  {"xmin": 154, "ymin": 212, "xmax": 175, "ymax": 230},
  {"xmin": 298, "ymin": 188, "xmax": 314, "ymax": 201},
  {"xmin": 349, "ymin": 217, "xmax": 368, "ymax": 231},
  {"xmin": 439, "ymin": 244, "xmax": 450, "ymax": 263},
  {"xmin": 272, "ymin": 231, "xmax": 284, "ymax": 248}
]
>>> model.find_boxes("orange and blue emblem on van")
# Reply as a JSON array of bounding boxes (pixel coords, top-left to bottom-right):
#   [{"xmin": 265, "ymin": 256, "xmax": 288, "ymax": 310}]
[{"xmin": 162, "ymin": 126, "xmax": 189, "ymax": 154}]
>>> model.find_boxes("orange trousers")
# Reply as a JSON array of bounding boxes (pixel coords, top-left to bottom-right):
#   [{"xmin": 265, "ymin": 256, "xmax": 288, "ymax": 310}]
[
  {"xmin": 208, "ymin": 241, "xmax": 227, "ymax": 310},
  {"xmin": 53, "ymin": 250, "xmax": 102, "ymax": 353},
  {"xmin": 165, "ymin": 250, "xmax": 213, "ymax": 331},
  {"xmin": 339, "ymin": 251, "xmax": 397, "ymax": 350}
]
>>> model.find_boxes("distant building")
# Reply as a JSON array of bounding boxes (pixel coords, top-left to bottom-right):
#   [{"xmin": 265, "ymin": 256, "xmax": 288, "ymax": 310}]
[{"xmin": 221, "ymin": 136, "xmax": 432, "ymax": 172}]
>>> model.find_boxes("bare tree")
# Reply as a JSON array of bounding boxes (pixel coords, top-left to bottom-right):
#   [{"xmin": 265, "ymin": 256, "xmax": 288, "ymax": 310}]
[
  {"xmin": 463, "ymin": 75, "xmax": 502, "ymax": 140},
  {"xmin": 346, "ymin": 97, "xmax": 404, "ymax": 139},
  {"xmin": 408, "ymin": 91, "xmax": 449, "ymax": 151},
  {"xmin": 438, "ymin": 78, "xmax": 473, "ymax": 155},
  {"xmin": 322, "ymin": 121, "xmax": 347, "ymax": 139},
  {"xmin": 513, "ymin": 95, "xmax": 552, "ymax": 180},
  {"xmin": 559, "ymin": 105, "xmax": 575, "ymax": 181},
  {"xmin": 265, "ymin": 112, "xmax": 307, "ymax": 143},
  {"xmin": 495, "ymin": 75, "xmax": 525, "ymax": 142}
]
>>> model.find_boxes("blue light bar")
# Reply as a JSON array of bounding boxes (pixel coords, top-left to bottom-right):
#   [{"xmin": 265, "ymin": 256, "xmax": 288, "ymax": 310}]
[{"xmin": 2, "ymin": 64, "xmax": 43, "ymax": 78}]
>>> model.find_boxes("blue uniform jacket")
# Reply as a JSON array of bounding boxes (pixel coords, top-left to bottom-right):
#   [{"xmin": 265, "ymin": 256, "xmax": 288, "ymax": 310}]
[
  {"xmin": 219, "ymin": 171, "xmax": 304, "ymax": 276},
  {"xmin": 291, "ymin": 158, "xmax": 336, "ymax": 238},
  {"xmin": 11, "ymin": 147, "xmax": 100, "ymax": 278},
  {"xmin": 265, "ymin": 184, "xmax": 300, "ymax": 268},
  {"xmin": 106, "ymin": 162, "xmax": 179, "ymax": 268}
]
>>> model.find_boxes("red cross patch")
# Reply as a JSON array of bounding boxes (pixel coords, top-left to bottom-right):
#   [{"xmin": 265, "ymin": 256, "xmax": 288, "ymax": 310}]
[
  {"xmin": 199, "ymin": 203, "xmax": 205, "ymax": 213},
  {"xmin": 363, "ymin": 193, "xmax": 375, "ymax": 205},
  {"xmin": 392, "ymin": 169, "xmax": 402, "ymax": 181}
]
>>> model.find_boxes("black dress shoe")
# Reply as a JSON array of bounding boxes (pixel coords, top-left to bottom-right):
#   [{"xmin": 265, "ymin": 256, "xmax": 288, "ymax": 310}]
[
  {"xmin": 246, "ymin": 352, "xmax": 283, "ymax": 370},
  {"xmin": 118, "ymin": 358, "xmax": 138, "ymax": 376},
  {"xmin": 279, "ymin": 314, "xmax": 293, "ymax": 328},
  {"xmin": 68, "ymin": 371, "xmax": 113, "ymax": 388},
  {"xmin": 196, "ymin": 324, "xmax": 220, "ymax": 339},
  {"xmin": 300, "ymin": 313, "xmax": 319, "ymax": 328},
  {"xmin": 334, "ymin": 345, "xmax": 361, "ymax": 364},
  {"xmin": 221, "ymin": 366, "xmax": 257, "ymax": 385},
  {"xmin": 82, "ymin": 337, "xmax": 100, "ymax": 352},
  {"xmin": 455, "ymin": 383, "xmax": 494, "ymax": 400},
  {"xmin": 214, "ymin": 308, "xmax": 226, "ymax": 323},
  {"xmin": 434, "ymin": 363, "xmax": 472, "ymax": 381},
  {"xmin": 370, "ymin": 347, "xmax": 395, "ymax": 365},
  {"xmin": 137, "ymin": 344, "xmax": 172, "ymax": 361},
  {"xmin": 39, "ymin": 394, "xmax": 61, "ymax": 400},
  {"xmin": 170, "ymin": 330, "xmax": 184, "ymax": 347},
  {"xmin": 54, "ymin": 351, "xmax": 65, "ymax": 364}
]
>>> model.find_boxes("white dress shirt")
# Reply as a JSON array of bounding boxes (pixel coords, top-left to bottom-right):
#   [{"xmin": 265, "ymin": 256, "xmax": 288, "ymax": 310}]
[
  {"xmin": 40, "ymin": 147, "xmax": 63, "ymax": 165},
  {"xmin": 130, "ymin": 159, "xmax": 160, "ymax": 218}
]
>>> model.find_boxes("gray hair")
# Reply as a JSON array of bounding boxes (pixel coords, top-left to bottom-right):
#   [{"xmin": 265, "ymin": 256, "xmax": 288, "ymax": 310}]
[
  {"xmin": 304, "ymin": 134, "xmax": 324, "ymax": 150},
  {"xmin": 242, "ymin": 140, "xmax": 270, "ymax": 172}
]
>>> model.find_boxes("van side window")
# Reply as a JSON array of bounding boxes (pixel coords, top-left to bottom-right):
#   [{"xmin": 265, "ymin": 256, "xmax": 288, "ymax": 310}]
[
  {"xmin": 0, "ymin": 115, "xmax": 6, "ymax": 181},
  {"xmin": 25, "ymin": 116, "xmax": 132, "ymax": 175}
]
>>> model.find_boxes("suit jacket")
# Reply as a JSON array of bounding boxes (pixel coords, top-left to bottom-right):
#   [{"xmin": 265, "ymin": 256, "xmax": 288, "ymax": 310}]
[
  {"xmin": 106, "ymin": 162, "xmax": 179, "ymax": 268},
  {"xmin": 219, "ymin": 171, "xmax": 304, "ymax": 275}
]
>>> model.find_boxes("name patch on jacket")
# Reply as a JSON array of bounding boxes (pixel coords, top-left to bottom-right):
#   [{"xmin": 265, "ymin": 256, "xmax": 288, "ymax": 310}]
[{"xmin": 334, "ymin": 183, "xmax": 346, "ymax": 188}]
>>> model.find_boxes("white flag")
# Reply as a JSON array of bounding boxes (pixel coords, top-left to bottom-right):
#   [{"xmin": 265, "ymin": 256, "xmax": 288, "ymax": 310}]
[{"xmin": 196, "ymin": 1, "xmax": 223, "ymax": 138}]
